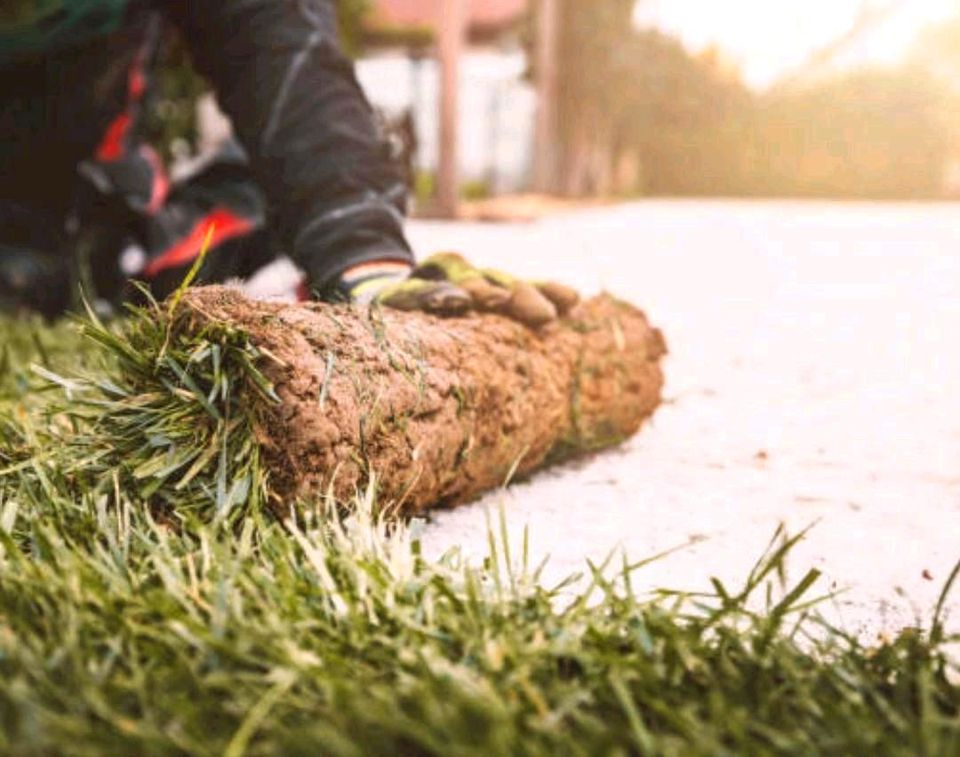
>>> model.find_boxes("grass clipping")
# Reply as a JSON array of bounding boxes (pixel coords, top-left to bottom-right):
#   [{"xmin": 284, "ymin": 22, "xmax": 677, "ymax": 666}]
[{"xmin": 176, "ymin": 286, "xmax": 666, "ymax": 514}]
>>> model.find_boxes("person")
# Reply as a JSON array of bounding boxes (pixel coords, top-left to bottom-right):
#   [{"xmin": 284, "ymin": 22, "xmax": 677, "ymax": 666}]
[{"xmin": 0, "ymin": 0, "xmax": 576, "ymax": 326}]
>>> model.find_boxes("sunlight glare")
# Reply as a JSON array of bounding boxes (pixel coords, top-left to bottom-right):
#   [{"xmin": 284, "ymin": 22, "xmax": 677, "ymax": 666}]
[{"xmin": 634, "ymin": 0, "xmax": 957, "ymax": 88}]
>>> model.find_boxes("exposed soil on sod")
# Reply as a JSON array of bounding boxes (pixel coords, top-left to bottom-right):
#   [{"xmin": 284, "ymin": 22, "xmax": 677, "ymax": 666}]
[{"xmin": 179, "ymin": 287, "xmax": 666, "ymax": 514}]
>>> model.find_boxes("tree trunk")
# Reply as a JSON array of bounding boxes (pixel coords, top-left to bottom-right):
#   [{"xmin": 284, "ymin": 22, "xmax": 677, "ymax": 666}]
[
  {"xmin": 553, "ymin": 0, "xmax": 635, "ymax": 197},
  {"xmin": 179, "ymin": 287, "xmax": 667, "ymax": 515},
  {"xmin": 435, "ymin": 0, "xmax": 465, "ymax": 218},
  {"xmin": 533, "ymin": 0, "xmax": 560, "ymax": 192}
]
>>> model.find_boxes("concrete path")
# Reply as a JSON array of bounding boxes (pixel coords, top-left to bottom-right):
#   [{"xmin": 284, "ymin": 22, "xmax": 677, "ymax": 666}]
[{"xmin": 406, "ymin": 200, "xmax": 960, "ymax": 638}]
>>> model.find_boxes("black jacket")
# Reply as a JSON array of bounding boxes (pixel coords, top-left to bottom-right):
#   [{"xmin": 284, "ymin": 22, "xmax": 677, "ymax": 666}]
[
  {"xmin": 165, "ymin": 1, "xmax": 413, "ymax": 286},
  {"xmin": 0, "ymin": 0, "xmax": 414, "ymax": 289}
]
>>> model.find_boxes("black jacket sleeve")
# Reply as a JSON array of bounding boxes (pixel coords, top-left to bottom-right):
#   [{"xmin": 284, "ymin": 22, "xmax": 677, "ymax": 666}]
[{"xmin": 165, "ymin": 0, "xmax": 413, "ymax": 289}]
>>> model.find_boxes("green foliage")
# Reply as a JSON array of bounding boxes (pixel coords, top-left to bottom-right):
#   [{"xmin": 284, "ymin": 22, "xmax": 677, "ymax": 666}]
[
  {"xmin": 461, "ymin": 179, "xmax": 492, "ymax": 202},
  {"xmin": 631, "ymin": 65, "xmax": 950, "ymax": 199},
  {"xmin": 551, "ymin": 2, "xmax": 954, "ymax": 199},
  {"xmin": 754, "ymin": 70, "xmax": 949, "ymax": 199},
  {"xmin": 413, "ymin": 169, "xmax": 436, "ymax": 205},
  {"xmin": 335, "ymin": 0, "xmax": 373, "ymax": 56},
  {"xmin": 0, "ymin": 302, "xmax": 958, "ymax": 754}
]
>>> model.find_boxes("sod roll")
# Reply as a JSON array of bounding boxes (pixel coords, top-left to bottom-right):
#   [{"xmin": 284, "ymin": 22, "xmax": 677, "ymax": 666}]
[{"xmin": 179, "ymin": 287, "xmax": 666, "ymax": 514}]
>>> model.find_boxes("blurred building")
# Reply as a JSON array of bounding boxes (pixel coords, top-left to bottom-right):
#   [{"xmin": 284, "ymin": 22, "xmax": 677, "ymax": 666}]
[
  {"xmin": 367, "ymin": 0, "xmax": 528, "ymax": 43},
  {"xmin": 358, "ymin": 0, "xmax": 535, "ymax": 194},
  {"xmin": 194, "ymin": 2, "xmax": 536, "ymax": 195}
]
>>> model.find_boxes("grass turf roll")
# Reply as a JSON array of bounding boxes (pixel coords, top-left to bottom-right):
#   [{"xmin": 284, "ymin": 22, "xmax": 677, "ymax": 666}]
[{"xmin": 176, "ymin": 286, "xmax": 666, "ymax": 514}]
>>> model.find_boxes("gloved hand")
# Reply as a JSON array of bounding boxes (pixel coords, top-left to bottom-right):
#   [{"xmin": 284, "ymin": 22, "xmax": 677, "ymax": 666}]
[{"xmin": 340, "ymin": 253, "xmax": 580, "ymax": 329}]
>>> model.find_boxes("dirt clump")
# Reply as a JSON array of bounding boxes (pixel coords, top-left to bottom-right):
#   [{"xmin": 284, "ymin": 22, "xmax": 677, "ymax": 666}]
[{"xmin": 179, "ymin": 287, "xmax": 666, "ymax": 514}]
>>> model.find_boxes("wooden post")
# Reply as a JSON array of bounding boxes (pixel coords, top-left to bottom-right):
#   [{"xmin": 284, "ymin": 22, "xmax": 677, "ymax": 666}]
[
  {"xmin": 533, "ymin": 0, "xmax": 559, "ymax": 193},
  {"xmin": 436, "ymin": 0, "xmax": 466, "ymax": 218}
]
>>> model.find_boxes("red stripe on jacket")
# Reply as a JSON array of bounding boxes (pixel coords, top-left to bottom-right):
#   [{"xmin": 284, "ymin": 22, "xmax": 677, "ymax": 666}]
[
  {"xmin": 96, "ymin": 113, "xmax": 133, "ymax": 162},
  {"xmin": 143, "ymin": 209, "xmax": 254, "ymax": 278}
]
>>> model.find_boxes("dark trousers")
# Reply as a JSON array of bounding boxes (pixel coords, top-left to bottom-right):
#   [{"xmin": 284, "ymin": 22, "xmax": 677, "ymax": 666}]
[{"xmin": 0, "ymin": 11, "xmax": 271, "ymax": 317}]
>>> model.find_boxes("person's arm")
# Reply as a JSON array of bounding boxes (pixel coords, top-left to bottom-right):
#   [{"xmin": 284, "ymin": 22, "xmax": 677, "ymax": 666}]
[{"xmin": 165, "ymin": 0, "xmax": 413, "ymax": 291}]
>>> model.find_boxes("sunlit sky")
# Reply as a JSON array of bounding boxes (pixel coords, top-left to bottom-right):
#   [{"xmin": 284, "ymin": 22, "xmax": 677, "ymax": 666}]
[{"xmin": 634, "ymin": 0, "xmax": 957, "ymax": 88}]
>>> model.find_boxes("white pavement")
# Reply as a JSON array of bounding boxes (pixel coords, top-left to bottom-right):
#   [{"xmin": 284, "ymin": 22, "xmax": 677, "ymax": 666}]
[{"xmin": 405, "ymin": 199, "xmax": 960, "ymax": 639}]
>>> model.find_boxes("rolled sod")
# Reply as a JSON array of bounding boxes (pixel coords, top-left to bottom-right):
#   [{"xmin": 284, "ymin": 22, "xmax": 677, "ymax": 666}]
[{"xmin": 178, "ymin": 287, "xmax": 666, "ymax": 514}]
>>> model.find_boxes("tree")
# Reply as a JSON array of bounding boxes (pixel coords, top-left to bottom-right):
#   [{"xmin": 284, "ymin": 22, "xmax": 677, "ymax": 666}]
[
  {"xmin": 549, "ymin": 2, "xmax": 749, "ymax": 197},
  {"xmin": 552, "ymin": 0, "xmax": 635, "ymax": 196},
  {"xmin": 759, "ymin": 69, "xmax": 949, "ymax": 198},
  {"xmin": 540, "ymin": 1, "xmax": 951, "ymax": 199}
]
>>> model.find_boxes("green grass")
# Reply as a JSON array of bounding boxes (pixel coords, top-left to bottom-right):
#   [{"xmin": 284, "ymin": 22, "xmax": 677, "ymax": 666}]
[{"xmin": 0, "ymin": 297, "xmax": 958, "ymax": 755}]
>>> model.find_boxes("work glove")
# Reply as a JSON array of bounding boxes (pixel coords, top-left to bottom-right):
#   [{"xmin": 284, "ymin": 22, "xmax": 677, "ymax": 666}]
[{"xmin": 338, "ymin": 253, "xmax": 580, "ymax": 328}]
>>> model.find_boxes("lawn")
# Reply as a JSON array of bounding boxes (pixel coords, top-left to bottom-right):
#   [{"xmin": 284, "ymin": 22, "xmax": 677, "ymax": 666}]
[{"xmin": 0, "ymin": 296, "xmax": 958, "ymax": 755}]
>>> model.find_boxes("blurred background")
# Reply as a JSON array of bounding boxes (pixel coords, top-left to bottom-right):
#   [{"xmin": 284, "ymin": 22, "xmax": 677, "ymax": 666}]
[{"xmin": 151, "ymin": 0, "xmax": 960, "ymax": 216}]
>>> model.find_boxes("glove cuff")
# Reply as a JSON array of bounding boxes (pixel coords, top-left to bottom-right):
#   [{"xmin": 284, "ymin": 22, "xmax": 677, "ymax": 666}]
[{"xmin": 333, "ymin": 259, "xmax": 413, "ymax": 304}]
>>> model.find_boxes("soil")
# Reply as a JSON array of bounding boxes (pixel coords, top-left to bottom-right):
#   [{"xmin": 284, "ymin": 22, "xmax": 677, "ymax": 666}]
[{"xmin": 179, "ymin": 287, "xmax": 666, "ymax": 514}]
